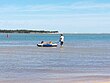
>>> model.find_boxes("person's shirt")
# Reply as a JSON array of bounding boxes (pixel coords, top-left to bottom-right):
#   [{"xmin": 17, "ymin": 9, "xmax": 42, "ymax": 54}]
[{"xmin": 60, "ymin": 36, "xmax": 64, "ymax": 42}]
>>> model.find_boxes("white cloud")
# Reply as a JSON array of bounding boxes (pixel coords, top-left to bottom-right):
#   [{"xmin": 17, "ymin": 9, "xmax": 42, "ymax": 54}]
[
  {"xmin": 0, "ymin": 2, "xmax": 110, "ymax": 13},
  {"xmin": 71, "ymin": 2, "xmax": 110, "ymax": 9},
  {"xmin": 0, "ymin": 1, "xmax": 110, "ymax": 33}
]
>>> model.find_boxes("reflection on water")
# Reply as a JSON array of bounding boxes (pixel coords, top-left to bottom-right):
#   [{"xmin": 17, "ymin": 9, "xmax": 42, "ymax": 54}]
[{"xmin": 0, "ymin": 45, "xmax": 110, "ymax": 80}]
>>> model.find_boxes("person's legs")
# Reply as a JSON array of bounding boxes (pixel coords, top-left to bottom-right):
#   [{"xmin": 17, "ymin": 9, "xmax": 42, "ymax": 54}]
[{"xmin": 60, "ymin": 42, "xmax": 63, "ymax": 46}]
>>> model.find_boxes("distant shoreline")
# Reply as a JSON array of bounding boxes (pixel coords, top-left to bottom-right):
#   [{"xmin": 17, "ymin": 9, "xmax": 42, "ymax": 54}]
[
  {"xmin": 0, "ymin": 30, "xmax": 110, "ymax": 34},
  {"xmin": 0, "ymin": 29, "xmax": 58, "ymax": 34}
]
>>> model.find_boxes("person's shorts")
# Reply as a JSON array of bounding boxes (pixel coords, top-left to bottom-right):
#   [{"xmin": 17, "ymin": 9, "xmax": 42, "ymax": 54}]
[{"xmin": 60, "ymin": 41, "xmax": 64, "ymax": 45}]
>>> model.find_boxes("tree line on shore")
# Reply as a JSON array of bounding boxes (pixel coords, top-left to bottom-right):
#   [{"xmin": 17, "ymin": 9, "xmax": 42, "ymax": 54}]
[{"xmin": 0, "ymin": 30, "xmax": 58, "ymax": 33}]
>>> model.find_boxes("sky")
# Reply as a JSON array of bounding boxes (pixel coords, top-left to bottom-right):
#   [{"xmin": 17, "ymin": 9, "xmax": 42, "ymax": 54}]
[{"xmin": 0, "ymin": 0, "xmax": 110, "ymax": 33}]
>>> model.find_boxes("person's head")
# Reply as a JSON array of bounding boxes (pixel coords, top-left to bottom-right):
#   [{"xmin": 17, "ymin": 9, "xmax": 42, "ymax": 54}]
[
  {"xmin": 41, "ymin": 41, "xmax": 44, "ymax": 44},
  {"xmin": 61, "ymin": 34, "xmax": 63, "ymax": 36},
  {"xmin": 49, "ymin": 41, "xmax": 52, "ymax": 44}
]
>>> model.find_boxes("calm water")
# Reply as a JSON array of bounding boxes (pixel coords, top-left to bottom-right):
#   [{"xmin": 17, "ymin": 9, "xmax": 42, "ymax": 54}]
[
  {"xmin": 0, "ymin": 33, "xmax": 110, "ymax": 47},
  {"xmin": 0, "ymin": 33, "xmax": 110, "ymax": 80}
]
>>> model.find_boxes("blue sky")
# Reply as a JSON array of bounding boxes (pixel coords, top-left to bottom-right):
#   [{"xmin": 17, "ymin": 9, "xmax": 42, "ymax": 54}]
[{"xmin": 0, "ymin": 0, "xmax": 110, "ymax": 33}]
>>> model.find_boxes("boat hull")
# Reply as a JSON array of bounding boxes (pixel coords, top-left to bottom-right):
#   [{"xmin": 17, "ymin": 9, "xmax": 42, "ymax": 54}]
[{"xmin": 37, "ymin": 44, "xmax": 57, "ymax": 47}]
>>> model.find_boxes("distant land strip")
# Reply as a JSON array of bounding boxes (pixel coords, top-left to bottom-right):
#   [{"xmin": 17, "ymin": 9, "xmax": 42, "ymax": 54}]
[{"xmin": 0, "ymin": 30, "xmax": 58, "ymax": 33}]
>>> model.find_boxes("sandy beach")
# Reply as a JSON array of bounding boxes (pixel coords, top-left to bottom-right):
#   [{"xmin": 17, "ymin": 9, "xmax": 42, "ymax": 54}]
[{"xmin": 0, "ymin": 76, "xmax": 110, "ymax": 83}]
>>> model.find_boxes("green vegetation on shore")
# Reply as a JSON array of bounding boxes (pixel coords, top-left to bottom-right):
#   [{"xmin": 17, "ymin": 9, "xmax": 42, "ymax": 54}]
[{"xmin": 0, "ymin": 30, "xmax": 58, "ymax": 33}]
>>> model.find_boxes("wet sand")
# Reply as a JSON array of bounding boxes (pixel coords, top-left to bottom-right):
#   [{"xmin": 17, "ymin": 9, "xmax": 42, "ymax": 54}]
[
  {"xmin": 0, "ymin": 46, "xmax": 110, "ymax": 83},
  {"xmin": 0, "ymin": 78, "xmax": 110, "ymax": 83}
]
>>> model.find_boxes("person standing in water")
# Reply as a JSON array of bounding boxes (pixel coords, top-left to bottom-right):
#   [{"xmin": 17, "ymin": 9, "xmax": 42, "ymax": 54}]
[
  {"xmin": 59, "ymin": 34, "xmax": 64, "ymax": 47},
  {"xmin": 6, "ymin": 34, "xmax": 9, "ymax": 38}
]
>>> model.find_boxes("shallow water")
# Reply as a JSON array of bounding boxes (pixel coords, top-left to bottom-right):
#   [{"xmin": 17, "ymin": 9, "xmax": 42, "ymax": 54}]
[
  {"xmin": 0, "ymin": 46, "xmax": 110, "ymax": 81},
  {"xmin": 0, "ymin": 34, "xmax": 110, "ymax": 81}
]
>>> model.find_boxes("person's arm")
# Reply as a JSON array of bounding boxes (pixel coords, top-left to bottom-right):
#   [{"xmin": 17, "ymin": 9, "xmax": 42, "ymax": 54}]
[{"xmin": 59, "ymin": 37, "xmax": 61, "ymax": 42}]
